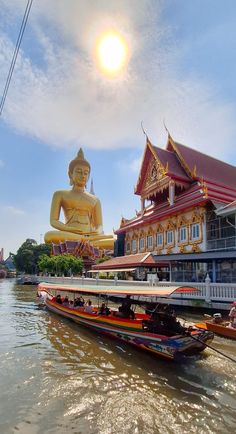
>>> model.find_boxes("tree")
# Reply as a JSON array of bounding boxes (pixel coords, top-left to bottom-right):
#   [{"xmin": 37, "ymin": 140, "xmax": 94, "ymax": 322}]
[
  {"xmin": 13, "ymin": 239, "xmax": 51, "ymax": 274},
  {"xmin": 38, "ymin": 254, "xmax": 54, "ymax": 274},
  {"xmin": 53, "ymin": 254, "xmax": 83, "ymax": 276},
  {"xmin": 38, "ymin": 253, "xmax": 83, "ymax": 276}
]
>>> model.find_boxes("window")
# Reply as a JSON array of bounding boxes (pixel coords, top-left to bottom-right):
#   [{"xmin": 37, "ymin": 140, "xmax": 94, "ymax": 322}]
[
  {"xmin": 147, "ymin": 235, "xmax": 153, "ymax": 249},
  {"xmin": 126, "ymin": 242, "xmax": 130, "ymax": 252},
  {"xmin": 166, "ymin": 230, "xmax": 174, "ymax": 245},
  {"xmin": 179, "ymin": 226, "xmax": 187, "ymax": 243},
  {"xmin": 191, "ymin": 223, "xmax": 200, "ymax": 240},
  {"xmin": 210, "ymin": 223, "xmax": 217, "ymax": 239},
  {"xmin": 132, "ymin": 239, "xmax": 137, "ymax": 252},
  {"xmin": 156, "ymin": 233, "xmax": 163, "ymax": 247},
  {"xmin": 139, "ymin": 238, "xmax": 145, "ymax": 250}
]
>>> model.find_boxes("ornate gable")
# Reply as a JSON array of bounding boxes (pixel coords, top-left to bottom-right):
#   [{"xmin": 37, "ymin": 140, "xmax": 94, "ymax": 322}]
[{"xmin": 135, "ymin": 138, "xmax": 169, "ymax": 200}]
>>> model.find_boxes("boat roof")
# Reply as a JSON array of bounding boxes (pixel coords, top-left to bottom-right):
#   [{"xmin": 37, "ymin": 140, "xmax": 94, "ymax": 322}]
[{"xmin": 38, "ymin": 282, "xmax": 199, "ymax": 297}]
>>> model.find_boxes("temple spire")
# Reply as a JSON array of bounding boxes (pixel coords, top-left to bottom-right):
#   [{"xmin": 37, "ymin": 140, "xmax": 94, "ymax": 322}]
[{"xmin": 90, "ymin": 178, "xmax": 95, "ymax": 195}]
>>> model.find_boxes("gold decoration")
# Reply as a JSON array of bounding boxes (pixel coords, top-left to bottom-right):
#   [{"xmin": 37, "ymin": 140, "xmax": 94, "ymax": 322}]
[
  {"xmin": 177, "ymin": 215, "xmax": 188, "ymax": 228},
  {"xmin": 191, "ymin": 243, "xmax": 201, "ymax": 253},
  {"xmin": 165, "ymin": 220, "xmax": 176, "ymax": 231},
  {"xmin": 199, "ymin": 177, "xmax": 208, "ymax": 198},
  {"xmin": 156, "ymin": 223, "xmax": 164, "ymax": 233}
]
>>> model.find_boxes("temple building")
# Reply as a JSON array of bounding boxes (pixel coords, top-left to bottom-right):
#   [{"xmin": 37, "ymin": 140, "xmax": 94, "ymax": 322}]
[{"xmin": 93, "ymin": 133, "xmax": 236, "ymax": 282}]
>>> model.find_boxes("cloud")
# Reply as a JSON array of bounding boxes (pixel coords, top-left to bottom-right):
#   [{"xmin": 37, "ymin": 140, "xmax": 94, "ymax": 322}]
[
  {"xmin": 0, "ymin": 159, "xmax": 4, "ymax": 167},
  {"xmin": 117, "ymin": 156, "xmax": 142, "ymax": 173},
  {"xmin": 0, "ymin": 0, "xmax": 236, "ymax": 160},
  {"xmin": 2, "ymin": 205, "xmax": 25, "ymax": 215}
]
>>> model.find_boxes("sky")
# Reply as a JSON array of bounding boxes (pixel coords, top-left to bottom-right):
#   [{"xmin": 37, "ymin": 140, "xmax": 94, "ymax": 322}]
[{"xmin": 1, "ymin": 0, "xmax": 236, "ymax": 258}]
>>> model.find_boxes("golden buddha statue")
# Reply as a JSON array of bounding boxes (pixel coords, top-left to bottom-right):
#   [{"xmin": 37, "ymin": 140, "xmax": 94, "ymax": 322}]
[{"xmin": 44, "ymin": 148, "xmax": 114, "ymax": 250}]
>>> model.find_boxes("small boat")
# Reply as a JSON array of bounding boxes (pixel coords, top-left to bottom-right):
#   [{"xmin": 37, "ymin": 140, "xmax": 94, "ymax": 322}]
[
  {"xmin": 37, "ymin": 282, "xmax": 214, "ymax": 361},
  {"xmin": 16, "ymin": 275, "xmax": 39, "ymax": 285},
  {"xmin": 195, "ymin": 318, "xmax": 236, "ymax": 340}
]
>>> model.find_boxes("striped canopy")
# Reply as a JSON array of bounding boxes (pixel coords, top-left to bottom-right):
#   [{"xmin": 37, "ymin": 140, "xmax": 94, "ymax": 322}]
[{"xmin": 38, "ymin": 282, "xmax": 199, "ymax": 297}]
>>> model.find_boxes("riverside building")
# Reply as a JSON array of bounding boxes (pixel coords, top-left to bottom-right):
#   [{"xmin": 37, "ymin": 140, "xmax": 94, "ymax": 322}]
[{"xmin": 111, "ymin": 134, "xmax": 236, "ymax": 283}]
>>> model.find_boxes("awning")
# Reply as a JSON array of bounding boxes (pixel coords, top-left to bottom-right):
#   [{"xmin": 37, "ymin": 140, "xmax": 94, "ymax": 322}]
[
  {"xmin": 38, "ymin": 282, "xmax": 200, "ymax": 297},
  {"xmin": 88, "ymin": 268, "xmax": 136, "ymax": 273}
]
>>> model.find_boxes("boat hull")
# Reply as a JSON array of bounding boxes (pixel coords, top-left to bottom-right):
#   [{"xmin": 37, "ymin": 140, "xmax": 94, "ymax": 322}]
[
  {"xmin": 45, "ymin": 300, "xmax": 214, "ymax": 361},
  {"xmin": 196, "ymin": 321, "xmax": 236, "ymax": 340}
]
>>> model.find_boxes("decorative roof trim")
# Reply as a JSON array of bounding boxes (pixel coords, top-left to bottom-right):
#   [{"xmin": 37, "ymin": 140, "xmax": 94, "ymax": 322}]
[
  {"xmin": 167, "ymin": 134, "xmax": 196, "ymax": 179},
  {"xmin": 141, "ymin": 252, "xmax": 151, "ymax": 263}
]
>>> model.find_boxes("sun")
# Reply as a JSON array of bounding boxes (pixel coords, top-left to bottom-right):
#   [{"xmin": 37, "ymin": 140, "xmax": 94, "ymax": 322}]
[{"xmin": 95, "ymin": 31, "xmax": 129, "ymax": 77}]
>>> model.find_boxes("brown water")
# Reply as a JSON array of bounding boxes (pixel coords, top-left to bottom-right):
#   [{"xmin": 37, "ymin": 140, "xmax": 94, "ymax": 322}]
[{"xmin": 0, "ymin": 279, "xmax": 235, "ymax": 434}]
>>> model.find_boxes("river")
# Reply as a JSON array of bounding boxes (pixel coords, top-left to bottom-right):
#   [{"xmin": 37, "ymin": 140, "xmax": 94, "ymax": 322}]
[{"xmin": 0, "ymin": 279, "xmax": 235, "ymax": 434}]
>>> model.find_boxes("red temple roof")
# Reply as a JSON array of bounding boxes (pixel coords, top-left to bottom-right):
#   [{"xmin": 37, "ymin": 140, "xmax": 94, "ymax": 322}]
[
  {"xmin": 167, "ymin": 139, "xmax": 236, "ymax": 189},
  {"xmin": 92, "ymin": 252, "xmax": 156, "ymax": 271}
]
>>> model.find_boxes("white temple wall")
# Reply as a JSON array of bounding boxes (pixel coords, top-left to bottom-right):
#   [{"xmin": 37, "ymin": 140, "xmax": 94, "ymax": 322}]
[{"xmin": 124, "ymin": 206, "xmax": 207, "ymax": 256}]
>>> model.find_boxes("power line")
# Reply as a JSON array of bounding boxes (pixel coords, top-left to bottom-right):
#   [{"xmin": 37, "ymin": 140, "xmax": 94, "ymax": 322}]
[{"xmin": 0, "ymin": 0, "xmax": 34, "ymax": 116}]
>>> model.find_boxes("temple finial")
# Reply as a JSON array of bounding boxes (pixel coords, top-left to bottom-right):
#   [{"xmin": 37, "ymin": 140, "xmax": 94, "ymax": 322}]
[
  {"xmin": 141, "ymin": 121, "xmax": 152, "ymax": 146},
  {"xmin": 90, "ymin": 178, "xmax": 95, "ymax": 195},
  {"xmin": 163, "ymin": 119, "xmax": 171, "ymax": 137}
]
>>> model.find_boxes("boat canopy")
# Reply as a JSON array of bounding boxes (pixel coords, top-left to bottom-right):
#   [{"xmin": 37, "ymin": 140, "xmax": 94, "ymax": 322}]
[{"xmin": 38, "ymin": 282, "xmax": 199, "ymax": 297}]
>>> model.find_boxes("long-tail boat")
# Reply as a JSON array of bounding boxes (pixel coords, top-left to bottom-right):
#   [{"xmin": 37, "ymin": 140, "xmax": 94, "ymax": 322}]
[
  {"xmin": 37, "ymin": 282, "xmax": 214, "ymax": 361},
  {"xmin": 195, "ymin": 319, "xmax": 236, "ymax": 340}
]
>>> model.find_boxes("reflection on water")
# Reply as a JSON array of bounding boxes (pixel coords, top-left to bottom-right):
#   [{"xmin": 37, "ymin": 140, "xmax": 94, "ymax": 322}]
[{"xmin": 0, "ymin": 279, "xmax": 235, "ymax": 434}]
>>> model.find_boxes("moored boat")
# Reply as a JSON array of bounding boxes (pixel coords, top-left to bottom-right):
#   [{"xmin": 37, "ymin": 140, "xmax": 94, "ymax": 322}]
[
  {"xmin": 38, "ymin": 282, "xmax": 214, "ymax": 361},
  {"xmin": 195, "ymin": 320, "xmax": 236, "ymax": 340},
  {"xmin": 17, "ymin": 275, "xmax": 39, "ymax": 285}
]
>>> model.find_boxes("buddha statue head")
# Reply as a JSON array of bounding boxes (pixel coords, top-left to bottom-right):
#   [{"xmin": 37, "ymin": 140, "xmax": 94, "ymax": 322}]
[{"xmin": 68, "ymin": 148, "xmax": 91, "ymax": 188}]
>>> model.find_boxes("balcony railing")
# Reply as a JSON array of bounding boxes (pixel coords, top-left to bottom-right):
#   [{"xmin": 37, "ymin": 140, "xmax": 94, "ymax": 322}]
[{"xmin": 207, "ymin": 236, "xmax": 236, "ymax": 251}]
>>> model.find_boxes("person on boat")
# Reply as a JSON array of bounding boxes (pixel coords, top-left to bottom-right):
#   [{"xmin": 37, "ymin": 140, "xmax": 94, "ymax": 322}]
[
  {"xmin": 74, "ymin": 296, "xmax": 85, "ymax": 307},
  {"xmin": 228, "ymin": 301, "xmax": 236, "ymax": 328},
  {"xmin": 98, "ymin": 302, "xmax": 110, "ymax": 316},
  {"xmin": 63, "ymin": 296, "xmax": 69, "ymax": 307},
  {"xmin": 55, "ymin": 294, "xmax": 63, "ymax": 304},
  {"xmin": 143, "ymin": 303, "xmax": 185, "ymax": 336},
  {"xmin": 84, "ymin": 299, "xmax": 94, "ymax": 314},
  {"xmin": 118, "ymin": 295, "xmax": 135, "ymax": 319}
]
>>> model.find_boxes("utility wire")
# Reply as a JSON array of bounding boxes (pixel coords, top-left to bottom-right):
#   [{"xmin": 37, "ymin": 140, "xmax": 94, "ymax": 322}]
[{"xmin": 0, "ymin": 0, "xmax": 34, "ymax": 116}]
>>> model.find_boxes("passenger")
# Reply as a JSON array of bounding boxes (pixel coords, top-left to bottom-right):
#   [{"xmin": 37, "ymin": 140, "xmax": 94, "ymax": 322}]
[
  {"xmin": 84, "ymin": 299, "xmax": 94, "ymax": 314},
  {"xmin": 143, "ymin": 303, "xmax": 184, "ymax": 335},
  {"xmin": 118, "ymin": 295, "xmax": 135, "ymax": 319},
  {"xmin": 212, "ymin": 313, "xmax": 223, "ymax": 324},
  {"xmin": 74, "ymin": 296, "xmax": 85, "ymax": 307},
  {"xmin": 228, "ymin": 301, "xmax": 236, "ymax": 328},
  {"xmin": 55, "ymin": 294, "xmax": 62, "ymax": 304},
  {"xmin": 99, "ymin": 302, "xmax": 110, "ymax": 316},
  {"xmin": 63, "ymin": 296, "xmax": 69, "ymax": 306}
]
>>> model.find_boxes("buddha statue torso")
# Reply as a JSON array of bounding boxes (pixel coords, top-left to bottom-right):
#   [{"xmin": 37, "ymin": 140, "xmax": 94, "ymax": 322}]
[
  {"xmin": 44, "ymin": 149, "xmax": 114, "ymax": 250},
  {"xmin": 54, "ymin": 189, "xmax": 102, "ymax": 234}
]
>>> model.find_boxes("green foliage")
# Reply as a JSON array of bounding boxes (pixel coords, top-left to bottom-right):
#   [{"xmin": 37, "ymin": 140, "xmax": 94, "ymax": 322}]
[
  {"xmin": 38, "ymin": 253, "xmax": 83, "ymax": 276},
  {"xmin": 14, "ymin": 239, "xmax": 83, "ymax": 276},
  {"xmin": 13, "ymin": 239, "xmax": 51, "ymax": 274}
]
